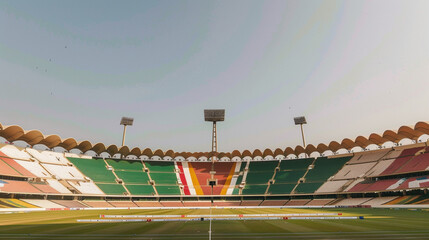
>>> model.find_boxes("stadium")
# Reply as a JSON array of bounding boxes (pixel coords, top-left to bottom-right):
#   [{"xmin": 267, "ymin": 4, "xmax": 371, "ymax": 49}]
[
  {"xmin": 2, "ymin": 1, "xmax": 429, "ymax": 239},
  {"xmin": 0, "ymin": 121, "xmax": 428, "ymax": 239}
]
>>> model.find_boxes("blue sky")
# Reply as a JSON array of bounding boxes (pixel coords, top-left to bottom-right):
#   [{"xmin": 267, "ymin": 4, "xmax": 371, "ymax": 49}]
[{"xmin": 0, "ymin": 0, "xmax": 428, "ymax": 152}]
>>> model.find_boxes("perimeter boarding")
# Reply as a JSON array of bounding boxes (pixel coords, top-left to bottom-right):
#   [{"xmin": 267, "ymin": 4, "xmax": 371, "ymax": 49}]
[{"xmin": 77, "ymin": 212, "xmax": 364, "ymax": 223}]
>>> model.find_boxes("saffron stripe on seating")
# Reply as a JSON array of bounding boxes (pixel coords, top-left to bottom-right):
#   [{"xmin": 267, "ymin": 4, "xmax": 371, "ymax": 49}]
[{"xmin": 188, "ymin": 162, "xmax": 204, "ymax": 195}]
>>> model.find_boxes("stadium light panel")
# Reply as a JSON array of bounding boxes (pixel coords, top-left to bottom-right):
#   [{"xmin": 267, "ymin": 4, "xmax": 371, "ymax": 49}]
[
  {"xmin": 204, "ymin": 109, "xmax": 225, "ymax": 122},
  {"xmin": 294, "ymin": 116, "xmax": 307, "ymax": 125},
  {"xmin": 120, "ymin": 117, "xmax": 134, "ymax": 126}
]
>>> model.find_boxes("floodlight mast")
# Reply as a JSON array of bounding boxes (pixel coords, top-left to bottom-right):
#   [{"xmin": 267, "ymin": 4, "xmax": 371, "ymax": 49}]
[
  {"xmin": 294, "ymin": 116, "xmax": 307, "ymax": 148},
  {"xmin": 120, "ymin": 117, "xmax": 134, "ymax": 147},
  {"xmin": 204, "ymin": 109, "xmax": 225, "ymax": 240},
  {"xmin": 204, "ymin": 109, "xmax": 225, "ymax": 156}
]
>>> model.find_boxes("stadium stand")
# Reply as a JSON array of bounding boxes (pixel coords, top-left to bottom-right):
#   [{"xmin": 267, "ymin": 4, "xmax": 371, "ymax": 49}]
[
  {"xmin": 213, "ymin": 201, "xmax": 241, "ymax": 206},
  {"xmin": 295, "ymin": 156, "xmax": 351, "ymax": 194},
  {"xmin": 0, "ymin": 179, "xmax": 43, "ymax": 193},
  {"xmin": 21, "ymin": 199, "xmax": 64, "ymax": 208},
  {"xmin": 260, "ymin": 200, "xmax": 288, "ymax": 206},
  {"xmin": 160, "ymin": 201, "xmax": 184, "ymax": 207},
  {"xmin": 242, "ymin": 161, "xmax": 277, "ymax": 195},
  {"xmin": 363, "ymin": 197, "xmax": 398, "ymax": 206},
  {"xmin": 284, "ymin": 199, "xmax": 311, "ymax": 206},
  {"xmin": 183, "ymin": 201, "xmax": 212, "ymax": 207},
  {"xmin": 108, "ymin": 201, "xmax": 137, "ymax": 207},
  {"xmin": 50, "ymin": 200, "xmax": 87, "ymax": 208},
  {"xmin": 384, "ymin": 195, "xmax": 429, "ymax": 205},
  {"xmin": 133, "ymin": 201, "xmax": 163, "ymax": 207},
  {"xmin": 306, "ymin": 199, "xmax": 335, "ymax": 206},
  {"xmin": 332, "ymin": 197, "xmax": 372, "ymax": 206},
  {"xmin": 0, "ymin": 199, "xmax": 37, "ymax": 208},
  {"xmin": 82, "ymin": 200, "xmax": 113, "ymax": 208},
  {"xmin": 145, "ymin": 161, "xmax": 181, "ymax": 195},
  {"xmin": 240, "ymin": 200, "xmax": 262, "ymax": 206}
]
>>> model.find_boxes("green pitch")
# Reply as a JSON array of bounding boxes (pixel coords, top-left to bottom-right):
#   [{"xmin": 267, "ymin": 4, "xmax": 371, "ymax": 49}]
[{"xmin": 0, "ymin": 208, "xmax": 428, "ymax": 239}]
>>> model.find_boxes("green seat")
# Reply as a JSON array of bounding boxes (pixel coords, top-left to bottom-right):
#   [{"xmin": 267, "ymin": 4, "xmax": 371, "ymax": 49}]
[
  {"xmin": 150, "ymin": 172, "xmax": 177, "ymax": 185},
  {"xmin": 305, "ymin": 157, "xmax": 351, "ymax": 182},
  {"xmin": 145, "ymin": 161, "xmax": 175, "ymax": 172},
  {"xmin": 106, "ymin": 159, "xmax": 143, "ymax": 171},
  {"xmin": 245, "ymin": 172, "xmax": 274, "ymax": 184},
  {"xmin": 126, "ymin": 184, "xmax": 155, "ymax": 195},
  {"xmin": 115, "ymin": 171, "xmax": 150, "ymax": 184},
  {"xmin": 280, "ymin": 158, "xmax": 313, "ymax": 170},
  {"xmin": 242, "ymin": 184, "xmax": 268, "ymax": 195},
  {"xmin": 68, "ymin": 158, "xmax": 116, "ymax": 183},
  {"xmin": 268, "ymin": 183, "xmax": 296, "ymax": 194},
  {"xmin": 274, "ymin": 170, "xmax": 306, "ymax": 183},
  {"xmin": 294, "ymin": 182, "xmax": 324, "ymax": 194},
  {"xmin": 155, "ymin": 185, "xmax": 181, "ymax": 195},
  {"xmin": 96, "ymin": 183, "xmax": 127, "ymax": 195},
  {"xmin": 248, "ymin": 161, "xmax": 278, "ymax": 172}
]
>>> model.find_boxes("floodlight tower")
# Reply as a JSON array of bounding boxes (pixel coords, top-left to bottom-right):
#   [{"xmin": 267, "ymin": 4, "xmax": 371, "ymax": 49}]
[
  {"xmin": 294, "ymin": 116, "xmax": 307, "ymax": 148},
  {"xmin": 204, "ymin": 109, "xmax": 225, "ymax": 156},
  {"xmin": 120, "ymin": 117, "xmax": 134, "ymax": 147},
  {"xmin": 204, "ymin": 109, "xmax": 224, "ymax": 240}
]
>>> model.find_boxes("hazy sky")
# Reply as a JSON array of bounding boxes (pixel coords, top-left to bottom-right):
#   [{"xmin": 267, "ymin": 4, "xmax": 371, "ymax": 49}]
[{"xmin": 1, "ymin": 0, "xmax": 428, "ymax": 153}]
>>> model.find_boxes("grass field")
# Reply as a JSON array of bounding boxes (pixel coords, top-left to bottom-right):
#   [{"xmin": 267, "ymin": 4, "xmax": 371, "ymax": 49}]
[{"xmin": 0, "ymin": 207, "xmax": 428, "ymax": 239}]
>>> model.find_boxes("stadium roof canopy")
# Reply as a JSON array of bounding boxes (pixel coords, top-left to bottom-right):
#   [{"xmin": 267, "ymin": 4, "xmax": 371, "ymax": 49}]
[{"xmin": 0, "ymin": 121, "xmax": 428, "ymax": 158}]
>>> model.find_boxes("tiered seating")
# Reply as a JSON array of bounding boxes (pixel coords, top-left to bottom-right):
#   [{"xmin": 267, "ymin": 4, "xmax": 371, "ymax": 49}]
[
  {"xmin": 268, "ymin": 158, "xmax": 312, "ymax": 195},
  {"xmin": 180, "ymin": 162, "xmax": 237, "ymax": 195},
  {"xmin": 107, "ymin": 159, "xmax": 155, "ymax": 195},
  {"xmin": 240, "ymin": 200, "xmax": 262, "ymax": 206},
  {"xmin": 306, "ymin": 199, "xmax": 335, "ymax": 206},
  {"xmin": 363, "ymin": 197, "xmax": 398, "ymax": 206},
  {"xmin": 26, "ymin": 148, "xmax": 64, "ymax": 164},
  {"xmin": 380, "ymin": 147, "xmax": 424, "ymax": 175},
  {"xmin": 134, "ymin": 201, "xmax": 163, "ymax": 207},
  {"xmin": 160, "ymin": 201, "xmax": 183, "ymax": 207},
  {"xmin": 366, "ymin": 159, "xmax": 396, "ymax": 177},
  {"xmin": 68, "ymin": 181, "xmax": 104, "ymax": 195},
  {"xmin": 30, "ymin": 182, "xmax": 59, "ymax": 193},
  {"xmin": 0, "ymin": 154, "xmax": 35, "ymax": 177},
  {"xmin": 0, "ymin": 179, "xmax": 42, "ymax": 193},
  {"xmin": 284, "ymin": 199, "xmax": 310, "ymax": 206},
  {"xmin": 332, "ymin": 197, "xmax": 372, "ymax": 206},
  {"xmin": 42, "ymin": 164, "xmax": 86, "ymax": 180},
  {"xmin": 14, "ymin": 159, "xmax": 51, "ymax": 178},
  {"xmin": 385, "ymin": 195, "xmax": 429, "ymax": 205},
  {"xmin": 68, "ymin": 157, "xmax": 126, "ymax": 195},
  {"xmin": 46, "ymin": 179, "xmax": 72, "ymax": 194},
  {"xmin": 396, "ymin": 147, "xmax": 429, "ymax": 173},
  {"xmin": 242, "ymin": 161, "xmax": 277, "ymax": 195},
  {"xmin": 145, "ymin": 161, "xmax": 180, "ymax": 195},
  {"xmin": 295, "ymin": 156, "xmax": 351, "ymax": 194},
  {"xmin": 260, "ymin": 200, "xmax": 288, "ymax": 206},
  {"xmin": 0, "ymin": 199, "xmax": 37, "ymax": 208},
  {"xmin": 396, "ymin": 175, "xmax": 429, "ymax": 190},
  {"xmin": 51, "ymin": 200, "xmax": 87, "ymax": 208},
  {"xmin": 183, "ymin": 201, "xmax": 212, "ymax": 207},
  {"xmin": 213, "ymin": 201, "xmax": 241, "ymax": 206},
  {"xmin": 82, "ymin": 200, "xmax": 113, "ymax": 208},
  {"xmin": 315, "ymin": 180, "xmax": 349, "ymax": 193},
  {"xmin": 333, "ymin": 162, "xmax": 377, "ymax": 180},
  {"xmin": 347, "ymin": 149, "xmax": 390, "ymax": 164},
  {"xmin": 0, "ymin": 145, "xmax": 32, "ymax": 160},
  {"xmin": 348, "ymin": 175, "xmax": 429, "ymax": 192},
  {"xmin": 21, "ymin": 199, "xmax": 64, "ymax": 208},
  {"xmin": 108, "ymin": 201, "xmax": 137, "ymax": 207},
  {"xmin": 0, "ymin": 154, "xmax": 26, "ymax": 177}
]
